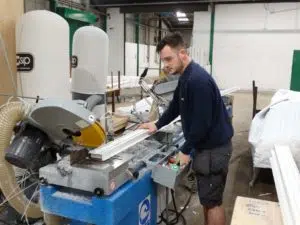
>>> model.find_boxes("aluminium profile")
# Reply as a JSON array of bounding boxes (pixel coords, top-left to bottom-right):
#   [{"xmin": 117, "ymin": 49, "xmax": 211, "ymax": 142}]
[
  {"xmin": 90, "ymin": 129, "xmax": 150, "ymax": 161},
  {"xmin": 270, "ymin": 151, "xmax": 293, "ymax": 225},
  {"xmin": 220, "ymin": 87, "xmax": 240, "ymax": 96},
  {"xmin": 270, "ymin": 145, "xmax": 300, "ymax": 225}
]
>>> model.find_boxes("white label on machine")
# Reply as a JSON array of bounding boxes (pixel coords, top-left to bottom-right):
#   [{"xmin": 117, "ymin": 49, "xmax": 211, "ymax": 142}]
[
  {"xmin": 139, "ymin": 195, "xmax": 151, "ymax": 225},
  {"xmin": 75, "ymin": 120, "xmax": 89, "ymax": 129}
]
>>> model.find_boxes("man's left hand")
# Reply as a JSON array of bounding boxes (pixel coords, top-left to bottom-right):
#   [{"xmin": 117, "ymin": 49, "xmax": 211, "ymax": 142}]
[{"xmin": 177, "ymin": 151, "xmax": 190, "ymax": 166}]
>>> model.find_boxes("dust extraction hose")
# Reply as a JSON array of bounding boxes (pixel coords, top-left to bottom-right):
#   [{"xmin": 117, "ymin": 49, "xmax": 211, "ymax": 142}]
[
  {"xmin": 0, "ymin": 102, "xmax": 42, "ymax": 218},
  {"xmin": 44, "ymin": 213, "xmax": 63, "ymax": 225}
]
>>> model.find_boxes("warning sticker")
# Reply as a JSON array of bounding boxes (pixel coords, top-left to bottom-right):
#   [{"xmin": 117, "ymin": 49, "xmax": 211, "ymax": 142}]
[{"xmin": 75, "ymin": 120, "xmax": 89, "ymax": 129}]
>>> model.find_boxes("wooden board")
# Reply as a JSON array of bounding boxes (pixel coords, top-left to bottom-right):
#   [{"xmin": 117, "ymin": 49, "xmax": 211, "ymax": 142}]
[
  {"xmin": 230, "ymin": 196, "xmax": 283, "ymax": 225},
  {"xmin": 112, "ymin": 114, "xmax": 129, "ymax": 133},
  {"xmin": 0, "ymin": 0, "xmax": 24, "ymax": 105}
]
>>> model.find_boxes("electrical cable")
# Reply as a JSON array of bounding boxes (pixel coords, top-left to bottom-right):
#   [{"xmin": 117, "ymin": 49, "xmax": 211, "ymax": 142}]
[{"xmin": 157, "ymin": 187, "xmax": 193, "ymax": 225}]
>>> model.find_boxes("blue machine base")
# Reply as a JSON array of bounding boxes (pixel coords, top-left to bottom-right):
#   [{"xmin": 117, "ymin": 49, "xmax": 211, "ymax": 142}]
[{"xmin": 40, "ymin": 172, "xmax": 157, "ymax": 225}]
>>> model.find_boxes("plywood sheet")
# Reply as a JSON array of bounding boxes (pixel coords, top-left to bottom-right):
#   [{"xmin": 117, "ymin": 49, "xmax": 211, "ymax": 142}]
[{"xmin": 0, "ymin": 0, "xmax": 23, "ymax": 105}]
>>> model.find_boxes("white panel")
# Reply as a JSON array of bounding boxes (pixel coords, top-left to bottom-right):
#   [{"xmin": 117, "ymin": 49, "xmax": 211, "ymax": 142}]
[
  {"xmin": 107, "ymin": 8, "xmax": 124, "ymax": 76},
  {"xmin": 191, "ymin": 11, "xmax": 211, "ymax": 68},
  {"xmin": 126, "ymin": 17, "xmax": 135, "ymax": 43},
  {"xmin": 139, "ymin": 26, "xmax": 147, "ymax": 44},
  {"xmin": 147, "ymin": 45, "xmax": 160, "ymax": 77},
  {"xmin": 213, "ymin": 33, "xmax": 300, "ymax": 90},
  {"xmin": 125, "ymin": 42, "xmax": 160, "ymax": 77},
  {"xmin": 193, "ymin": 11, "xmax": 211, "ymax": 32},
  {"xmin": 149, "ymin": 22, "xmax": 158, "ymax": 45},
  {"xmin": 215, "ymin": 4, "xmax": 267, "ymax": 30},
  {"xmin": 266, "ymin": 3, "xmax": 298, "ymax": 29},
  {"xmin": 138, "ymin": 44, "xmax": 150, "ymax": 75},
  {"xmin": 213, "ymin": 3, "xmax": 300, "ymax": 90},
  {"xmin": 139, "ymin": 44, "xmax": 147, "ymax": 68},
  {"xmin": 125, "ymin": 42, "xmax": 137, "ymax": 76},
  {"xmin": 149, "ymin": 46, "xmax": 159, "ymax": 68},
  {"xmin": 216, "ymin": 3, "xmax": 298, "ymax": 30}
]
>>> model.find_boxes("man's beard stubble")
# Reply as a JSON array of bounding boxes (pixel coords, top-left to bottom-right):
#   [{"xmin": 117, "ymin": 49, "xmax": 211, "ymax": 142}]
[{"xmin": 172, "ymin": 58, "xmax": 184, "ymax": 75}]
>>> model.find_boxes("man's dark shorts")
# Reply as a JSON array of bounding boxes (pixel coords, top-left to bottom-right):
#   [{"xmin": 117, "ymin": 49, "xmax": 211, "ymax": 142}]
[{"xmin": 191, "ymin": 141, "xmax": 232, "ymax": 208}]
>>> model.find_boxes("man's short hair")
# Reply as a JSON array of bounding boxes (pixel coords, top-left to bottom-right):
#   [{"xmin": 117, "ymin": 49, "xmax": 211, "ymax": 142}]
[{"xmin": 156, "ymin": 32, "xmax": 186, "ymax": 53}]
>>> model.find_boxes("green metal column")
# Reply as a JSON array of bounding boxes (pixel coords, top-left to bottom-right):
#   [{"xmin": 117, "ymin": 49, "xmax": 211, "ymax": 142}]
[
  {"xmin": 124, "ymin": 13, "xmax": 126, "ymax": 75},
  {"xmin": 135, "ymin": 14, "xmax": 140, "ymax": 76},
  {"xmin": 49, "ymin": 0, "xmax": 57, "ymax": 12},
  {"xmin": 158, "ymin": 15, "xmax": 162, "ymax": 73},
  {"xmin": 209, "ymin": 3, "xmax": 215, "ymax": 75},
  {"xmin": 103, "ymin": 14, "xmax": 107, "ymax": 32},
  {"xmin": 55, "ymin": 7, "xmax": 97, "ymax": 55},
  {"xmin": 290, "ymin": 50, "xmax": 300, "ymax": 91}
]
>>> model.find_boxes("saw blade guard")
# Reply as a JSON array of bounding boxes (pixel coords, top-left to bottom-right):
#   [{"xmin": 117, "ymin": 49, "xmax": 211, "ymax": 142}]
[{"xmin": 28, "ymin": 98, "xmax": 106, "ymax": 148}]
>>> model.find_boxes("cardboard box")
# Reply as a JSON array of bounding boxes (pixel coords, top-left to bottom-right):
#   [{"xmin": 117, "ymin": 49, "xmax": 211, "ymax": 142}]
[{"xmin": 230, "ymin": 196, "xmax": 283, "ymax": 225}]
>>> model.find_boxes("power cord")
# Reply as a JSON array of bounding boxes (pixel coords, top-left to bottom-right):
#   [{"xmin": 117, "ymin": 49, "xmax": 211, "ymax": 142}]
[
  {"xmin": 0, "ymin": 219, "xmax": 13, "ymax": 225},
  {"xmin": 157, "ymin": 187, "xmax": 193, "ymax": 225}
]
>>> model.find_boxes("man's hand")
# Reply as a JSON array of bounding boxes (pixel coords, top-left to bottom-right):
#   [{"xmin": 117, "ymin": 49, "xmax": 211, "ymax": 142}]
[
  {"xmin": 177, "ymin": 151, "xmax": 190, "ymax": 166},
  {"xmin": 138, "ymin": 122, "xmax": 158, "ymax": 134}
]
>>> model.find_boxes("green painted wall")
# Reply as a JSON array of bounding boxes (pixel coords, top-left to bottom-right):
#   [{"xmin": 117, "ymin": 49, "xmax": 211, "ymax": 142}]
[{"xmin": 51, "ymin": 5, "xmax": 97, "ymax": 55}]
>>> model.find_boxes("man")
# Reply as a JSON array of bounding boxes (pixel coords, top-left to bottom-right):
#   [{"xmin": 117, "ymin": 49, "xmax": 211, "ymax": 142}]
[{"xmin": 139, "ymin": 32, "xmax": 233, "ymax": 225}]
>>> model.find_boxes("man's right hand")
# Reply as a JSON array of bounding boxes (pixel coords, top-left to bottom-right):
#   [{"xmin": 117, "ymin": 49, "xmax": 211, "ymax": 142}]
[{"xmin": 138, "ymin": 122, "xmax": 158, "ymax": 134}]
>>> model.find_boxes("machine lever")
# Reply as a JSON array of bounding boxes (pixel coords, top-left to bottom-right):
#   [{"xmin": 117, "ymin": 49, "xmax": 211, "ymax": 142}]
[{"xmin": 127, "ymin": 161, "xmax": 147, "ymax": 179}]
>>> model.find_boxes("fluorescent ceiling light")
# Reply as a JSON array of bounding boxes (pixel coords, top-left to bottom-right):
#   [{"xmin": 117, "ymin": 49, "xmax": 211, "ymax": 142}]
[
  {"xmin": 178, "ymin": 17, "xmax": 189, "ymax": 22},
  {"xmin": 176, "ymin": 11, "xmax": 186, "ymax": 18}
]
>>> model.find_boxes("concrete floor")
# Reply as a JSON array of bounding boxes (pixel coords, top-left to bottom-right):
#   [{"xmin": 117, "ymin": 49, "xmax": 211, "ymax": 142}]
[{"xmin": 169, "ymin": 92, "xmax": 278, "ymax": 225}]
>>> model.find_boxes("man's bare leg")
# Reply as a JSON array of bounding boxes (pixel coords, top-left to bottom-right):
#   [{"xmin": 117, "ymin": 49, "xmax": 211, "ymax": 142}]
[
  {"xmin": 205, "ymin": 205, "xmax": 226, "ymax": 225},
  {"xmin": 203, "ymin": 207, "xmax": 208, "ymax": 225}
]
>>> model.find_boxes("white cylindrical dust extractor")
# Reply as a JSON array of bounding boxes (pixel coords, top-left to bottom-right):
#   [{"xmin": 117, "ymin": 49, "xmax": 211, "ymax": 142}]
[
  {"xmin": 16, "ymin": 10, "xmax": 71, "ymax": 100},
  {"xmin": 71, "ymin": 25, "xmax": 109, "ymax": 121}
]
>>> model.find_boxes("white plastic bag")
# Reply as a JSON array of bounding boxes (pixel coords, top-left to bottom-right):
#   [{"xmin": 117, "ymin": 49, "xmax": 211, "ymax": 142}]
[{"xmin": 249, "ymin": 89, "xmax": 300, "ymax": 169}]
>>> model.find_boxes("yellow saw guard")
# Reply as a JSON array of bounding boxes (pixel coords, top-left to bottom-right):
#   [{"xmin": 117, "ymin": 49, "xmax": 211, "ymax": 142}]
[{"xmin": 73, "ymin": 121, "xmax": 106, "ymax": 148}]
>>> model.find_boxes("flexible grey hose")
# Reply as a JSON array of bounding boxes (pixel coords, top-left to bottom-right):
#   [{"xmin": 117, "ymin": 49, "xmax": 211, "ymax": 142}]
[
  {"xmin": 0, "ymin": 102, "xmax": 42, "ymax": 218},
  {"xmin": 85, "ymin": 94, "xmax": 104, "ymax": 111}
]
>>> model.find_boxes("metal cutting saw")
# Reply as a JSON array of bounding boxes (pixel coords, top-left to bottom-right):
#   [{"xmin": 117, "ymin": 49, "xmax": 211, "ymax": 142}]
[
  {"xmin": 1, "ymin": 74, "xmax": 187, "ymax": 225},
  {"xmin": 1, "ymin": 67, "xmax": 235, "ymax": 224}
]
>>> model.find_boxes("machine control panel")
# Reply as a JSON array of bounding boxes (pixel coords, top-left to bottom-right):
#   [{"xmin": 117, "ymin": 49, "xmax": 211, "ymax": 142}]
[{"xmin": 151, "ymin": 152, "xmax": 187, "ymax": 189}]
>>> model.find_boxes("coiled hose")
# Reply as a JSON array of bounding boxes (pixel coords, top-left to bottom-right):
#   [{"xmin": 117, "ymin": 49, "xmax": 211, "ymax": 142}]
[
  {"xmin": 44, "ymin": 213, "xmax": 63, "ymax": 225},
  {"xmin": 0, "ymin": 102, "xmax": 42, "ymax": 218}
]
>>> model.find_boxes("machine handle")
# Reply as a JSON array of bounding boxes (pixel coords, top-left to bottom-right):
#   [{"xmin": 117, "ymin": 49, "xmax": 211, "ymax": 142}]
[{"xmin": 127, "ymin": 161, "xmax": 147, "ymax": 179}]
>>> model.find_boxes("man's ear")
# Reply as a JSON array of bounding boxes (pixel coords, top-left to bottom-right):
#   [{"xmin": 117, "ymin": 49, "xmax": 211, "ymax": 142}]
[{"xmin": 179, "ymin": 48, "xmax": 187, "ymax": 56}]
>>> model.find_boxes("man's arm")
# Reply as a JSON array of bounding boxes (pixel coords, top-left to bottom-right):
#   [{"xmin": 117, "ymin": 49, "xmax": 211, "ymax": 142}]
[
  {"xmin": 180, "ymin": 78, "xmax": 213, "ymax": 155},
  {"xmin": 155, "ymin": 83, "xmax": 180, "ymax": 129}
]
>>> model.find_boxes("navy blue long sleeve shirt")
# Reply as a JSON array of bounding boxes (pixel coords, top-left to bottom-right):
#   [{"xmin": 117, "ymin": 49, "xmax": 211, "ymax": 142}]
[{"xmin": 155, "ymin": 61, "xmax": 233, "ymax": 155}]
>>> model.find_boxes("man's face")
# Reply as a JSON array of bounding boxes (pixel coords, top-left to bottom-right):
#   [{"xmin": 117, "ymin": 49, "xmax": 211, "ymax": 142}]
[{"xmin": 160, "ymin": 45, "xmax": 185, "ymax": 75}]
